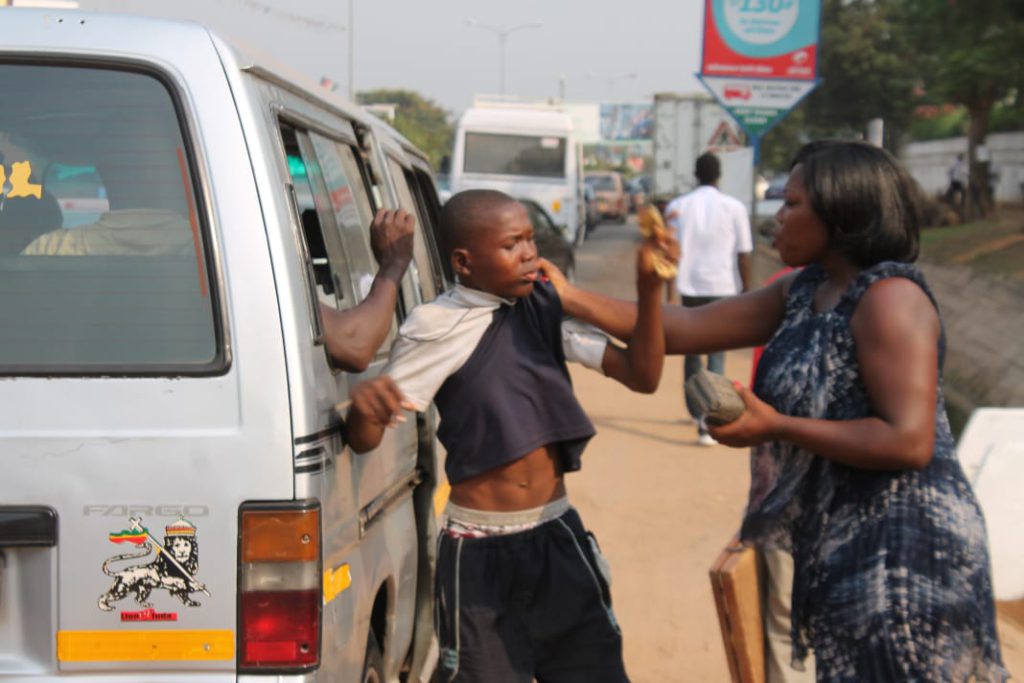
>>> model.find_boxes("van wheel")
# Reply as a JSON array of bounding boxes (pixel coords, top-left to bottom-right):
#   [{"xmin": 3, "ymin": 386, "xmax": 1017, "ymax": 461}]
[{"xmin": 362, "ymin": 630, "xmax": 384, "ymax": 683}]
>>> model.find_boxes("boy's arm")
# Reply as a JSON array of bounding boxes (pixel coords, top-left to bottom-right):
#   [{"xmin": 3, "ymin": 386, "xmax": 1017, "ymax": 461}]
[
  {"xmin": 598, "ymin": 243, "xmax": 666, "ymax": 393},
  {"xmin": 345, "ymin": 376, "xmax": 412, "ymax": 454},
  {"xmin": 342, "ymin": 299, "xmax": 481, "ymax": 453}
]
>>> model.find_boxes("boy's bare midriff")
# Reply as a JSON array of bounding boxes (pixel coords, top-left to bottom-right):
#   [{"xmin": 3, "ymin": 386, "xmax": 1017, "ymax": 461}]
[{"xmin": 449, "ymin": 444, "xmax": 566, "ymax": 511}]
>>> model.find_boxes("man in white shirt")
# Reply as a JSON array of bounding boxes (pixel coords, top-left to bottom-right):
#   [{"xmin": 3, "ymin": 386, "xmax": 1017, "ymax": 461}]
[{"xmin": 664, "ymin": 152, "xmax": 752, "ymax": 445}]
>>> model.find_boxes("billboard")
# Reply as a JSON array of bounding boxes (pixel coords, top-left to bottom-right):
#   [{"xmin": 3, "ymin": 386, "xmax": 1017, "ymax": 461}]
[
  {"xmin": 599, "ymin": 103, "xmax": 654, "ymax": 142},
  {"xmin": 701, "ymin": 0, "xmax": 821, "ymax": 81},
  {"xmin": 699, "ymin": 0, "xmax": 821, "ymax": 140}
]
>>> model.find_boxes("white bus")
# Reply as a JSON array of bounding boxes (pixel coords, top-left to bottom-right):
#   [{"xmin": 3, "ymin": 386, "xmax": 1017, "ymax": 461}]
[{"xmin": 450, "ymin": 106, "xmax": 585, "ymax": 245}]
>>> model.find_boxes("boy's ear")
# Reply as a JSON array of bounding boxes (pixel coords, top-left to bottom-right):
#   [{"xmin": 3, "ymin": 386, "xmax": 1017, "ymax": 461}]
[{"xmin": 451, "ymin": 248, "xmax": 471, "ymax": 279}]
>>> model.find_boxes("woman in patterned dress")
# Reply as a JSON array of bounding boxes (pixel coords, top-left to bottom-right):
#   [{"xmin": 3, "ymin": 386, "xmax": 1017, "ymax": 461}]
[{"xmin": 545, "ymin": 141, "xmax": 1006, "ymax": 681}]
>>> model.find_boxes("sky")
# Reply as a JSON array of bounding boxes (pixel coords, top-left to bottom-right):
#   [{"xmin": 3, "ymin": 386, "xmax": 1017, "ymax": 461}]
[{"xmin": 78, "ymin": 0, "xmax": 706, "ymax": 117}]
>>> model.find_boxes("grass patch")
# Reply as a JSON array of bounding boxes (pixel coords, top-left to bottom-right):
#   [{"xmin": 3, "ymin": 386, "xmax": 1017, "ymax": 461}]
[{"xmin": 920, "ymin": 207, "xmax": 1024, "ymax": 281}]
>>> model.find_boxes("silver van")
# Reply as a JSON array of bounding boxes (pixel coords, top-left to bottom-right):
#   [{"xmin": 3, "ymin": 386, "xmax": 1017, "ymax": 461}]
[{"xmin": 0, "ymin": 8, "xmax": 446, "ymax": 681}]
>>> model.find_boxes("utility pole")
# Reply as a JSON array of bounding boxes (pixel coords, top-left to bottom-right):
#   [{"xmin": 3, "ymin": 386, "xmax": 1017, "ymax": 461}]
[
  {"xmin": 348, "ymin": 0, "xmax": 355, "ymax": 101},
  {"xmin": 465, "ymin": 19, "xmax": 542, "ymax": 95}
]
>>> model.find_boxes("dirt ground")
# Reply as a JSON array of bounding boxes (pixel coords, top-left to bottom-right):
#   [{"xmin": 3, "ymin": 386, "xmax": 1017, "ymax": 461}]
[{"xmin": 567, "ymin": 218, "xmax": 1024, "ymax": 682}]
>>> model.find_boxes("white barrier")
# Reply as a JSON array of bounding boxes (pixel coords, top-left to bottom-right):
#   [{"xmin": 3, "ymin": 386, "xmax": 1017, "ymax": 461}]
[{"xmin": 899, "ymin": 132, "xmax": 1024, "ymax": 202}]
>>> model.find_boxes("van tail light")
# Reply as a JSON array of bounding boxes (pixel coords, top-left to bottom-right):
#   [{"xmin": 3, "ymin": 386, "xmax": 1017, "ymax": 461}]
[{"xmin": 238, "ymin": 502, "xmax": 321, "ymax": 673}]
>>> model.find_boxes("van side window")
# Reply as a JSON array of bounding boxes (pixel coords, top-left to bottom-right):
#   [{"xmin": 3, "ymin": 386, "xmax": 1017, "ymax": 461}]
[
  {"xmin": 404, "ymin": 166, "xmax": 448, "ymax": 292},
  {"xmin": 387, "ymin": 158, "xmax": 439, "ymax": 303},
  {"xmin": 309, "ymin": 133, "xmax": 398, "ymax": 356},
  {"xmin": 0, "ymin": 63, "xmax": 220, "ymax": 374},
  {"xmin": 279, "ymin": 124, "xmax": 354, "ymax": 311},
  {"xmin": 308, "ymin": 134, "xmax": 376, "ymax": 300}
]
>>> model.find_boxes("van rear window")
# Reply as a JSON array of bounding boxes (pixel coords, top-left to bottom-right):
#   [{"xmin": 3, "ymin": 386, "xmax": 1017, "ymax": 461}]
[
  {"xmin": 0, "ymin": 64, "xmax": 218, "ymax": 373},
  {"xmin": 464, "ymin": 133, "xmax": 566, "ymax": 178}
]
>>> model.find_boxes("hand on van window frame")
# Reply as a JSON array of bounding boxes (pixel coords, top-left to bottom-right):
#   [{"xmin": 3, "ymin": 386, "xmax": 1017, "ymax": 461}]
[
  {"xmin": 345, "ymin": 375, "xmax": 416, "ymax": 453},
  {"xmin": 320, "ymin": 209, "xmax": 416, "ymax": 373},
  {"xmin": 370, "ymin": 208, "xmax": 415, "ymax": 280}
]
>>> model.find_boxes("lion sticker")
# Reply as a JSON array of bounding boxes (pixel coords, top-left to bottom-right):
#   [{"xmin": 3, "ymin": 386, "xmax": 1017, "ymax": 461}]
[{"xmin": 98, "ymin": 516, "xmax": 209, "ymax": 613}]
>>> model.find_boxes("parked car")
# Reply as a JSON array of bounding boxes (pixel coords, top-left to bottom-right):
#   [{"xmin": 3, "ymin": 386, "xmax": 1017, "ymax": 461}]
[
  {"xmin": 519, "ymin": 198, "xmax": 576, "ymax": 282},
  {"xmin": 584, "ymin": 171, "xmax": 628, "ymax": 223},
  {"xmin": 755, "ymin": 173, "xmax": 787, "ymax": 235},
  {"xmin": 582, "ymin": 184, "xmax": 601, "ymax": 232},
  {"xmin": 764, "ymin": 173, "xmax": 788, "ymax": 199}
]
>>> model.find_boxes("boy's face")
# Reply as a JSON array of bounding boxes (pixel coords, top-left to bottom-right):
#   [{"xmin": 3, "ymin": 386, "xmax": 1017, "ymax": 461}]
[{"xmin": 453, "ymin": 203, "xmax": 539, "ymax": 298}]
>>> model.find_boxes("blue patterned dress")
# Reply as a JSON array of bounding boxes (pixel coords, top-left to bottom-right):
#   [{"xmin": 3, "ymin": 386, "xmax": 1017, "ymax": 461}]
[{"xmin": 744, "ymin": 262, "xmax": 1006, "ymax": 682}]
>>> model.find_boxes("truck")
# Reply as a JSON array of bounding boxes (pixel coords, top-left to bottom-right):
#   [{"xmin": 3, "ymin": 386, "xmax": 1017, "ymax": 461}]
[{"xmin": 652, "ymin": 93, "xmax": 754, "ymax": 214}]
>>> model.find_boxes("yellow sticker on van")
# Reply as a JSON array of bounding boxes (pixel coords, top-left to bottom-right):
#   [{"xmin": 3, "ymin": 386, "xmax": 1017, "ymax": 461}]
[
  {"xmin": 1, "ymin": 161, "xmax": 43, "ymax": 199},
  {"xmin": 56, "ymin": 629, "xmax": 233, "ymax": 661},
  {"xmin": 323, "ymin": 563, "xmax": 352, "ymax": 604}
]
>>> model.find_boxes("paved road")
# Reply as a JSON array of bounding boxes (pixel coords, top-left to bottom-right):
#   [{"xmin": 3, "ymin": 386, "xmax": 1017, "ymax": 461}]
[{"xmin": 566, "ymin": 217, "xmax": 1023, "ymax": 682}]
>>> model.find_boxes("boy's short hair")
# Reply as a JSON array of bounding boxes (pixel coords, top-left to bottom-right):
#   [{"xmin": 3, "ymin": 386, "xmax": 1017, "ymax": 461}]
[
  {"xmin": 695, "ymin": 152, "xmax": 721, "ymax": 185},
  {"xmin": 439, "ymin": 189, "xmax": 520, "ymax": 256},
  {"xmin": 795, "ymin": 140, "xmax": 923, "ymax": 267}
]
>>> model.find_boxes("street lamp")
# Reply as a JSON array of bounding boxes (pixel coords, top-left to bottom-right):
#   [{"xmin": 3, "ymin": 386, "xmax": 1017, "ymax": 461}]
[
  {"xmin": 588, "ymin": 72, "xmax": 637, "ymax": 101},
  {"xmin": 465, "ymin": 19, "xmax": 543, "ymax": 95},
  {"xmin": 348, "ymin": 0, "xmax": 355, "ymax": 100}
]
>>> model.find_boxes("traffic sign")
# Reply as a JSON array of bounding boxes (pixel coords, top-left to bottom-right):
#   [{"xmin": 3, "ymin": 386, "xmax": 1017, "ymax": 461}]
[
  {"xmin": 698, "ymin": 76, "xmax": 816, "ymax": 138},
  {"xmin": 699, "ymin": 0, "xmax": 822, "ymax": 156}
]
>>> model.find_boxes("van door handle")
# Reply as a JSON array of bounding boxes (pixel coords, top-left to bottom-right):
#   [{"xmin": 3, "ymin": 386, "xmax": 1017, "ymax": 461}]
[{"xmin": 0, "ymin": 506, "xmax": 57, "ymax": 547}]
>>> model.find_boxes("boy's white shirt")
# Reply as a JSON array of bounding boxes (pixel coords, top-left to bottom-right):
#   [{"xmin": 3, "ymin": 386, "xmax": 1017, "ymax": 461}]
[{"xmin": 383, "ymin": 284, "xmax": 609, "ymax": 411}]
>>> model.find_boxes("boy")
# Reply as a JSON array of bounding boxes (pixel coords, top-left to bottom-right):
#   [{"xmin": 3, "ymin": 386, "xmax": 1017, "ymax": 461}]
[{"xmin": 346, "ymin": 189, "xmax": 671, "ymax": 682}]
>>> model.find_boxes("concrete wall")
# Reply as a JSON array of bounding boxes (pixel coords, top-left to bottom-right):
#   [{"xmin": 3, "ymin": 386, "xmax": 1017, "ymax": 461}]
[
  {"xmin": 918, "ymin": 262, "xmax": 1024, "ymax": 412},
  {"xmin": 900, "ymin": 132, "xmax": 1024, "ymax": 202}
]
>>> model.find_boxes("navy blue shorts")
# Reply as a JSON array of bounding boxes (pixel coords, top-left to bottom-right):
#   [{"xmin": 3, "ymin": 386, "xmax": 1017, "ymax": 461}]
[{"xmin": 435, "ymin": 507, "xmax": 628, "ymax": 683}]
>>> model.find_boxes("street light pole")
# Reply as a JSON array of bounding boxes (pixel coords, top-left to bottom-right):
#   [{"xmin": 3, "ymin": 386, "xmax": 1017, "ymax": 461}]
[
  {"xmin": 348, "ymin": 0, "xmax": 355, "ymax": 100},
  {"xmin": 466, "ymin": 19, "xmax": 542, "ymax": 95},
  {"xmin": 608, "ymin": 73, "xmax": 637, "ymax": 101}
]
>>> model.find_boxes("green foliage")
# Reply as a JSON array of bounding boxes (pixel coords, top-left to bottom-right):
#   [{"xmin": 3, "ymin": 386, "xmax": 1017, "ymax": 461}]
[
  {"xmin": 908, "ymin": 108, "xmax": 967, "ymax": 141},
  {"xmin": 991, "ymin": 104, "xmax": 1024, "ymax": 133},
  {"xmin": 357, "ymin": 89, "xmax": 454, "ymax": 171},
  {"xmin": 801, "ymin": 0, "xmax": 917, "ymax": 148},
  {"xmin": 758, "ymin": 0, "xmax": 1024, "ymax": 176},
  {"xmin": 758, "ymin": 0, "xmax": 918, "ymax": 173},
  {"xmin": 898, "ymin": 0, "xmax": 1024, "ymax": 113}
]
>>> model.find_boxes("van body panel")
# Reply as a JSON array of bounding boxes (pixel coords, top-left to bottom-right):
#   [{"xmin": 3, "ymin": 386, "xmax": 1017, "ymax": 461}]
[
  {"xmin": 1, "ymin": 9, "xmax": 441, "ymax": 682},
  {"xmin": 0, "ymin": 10, "xmax": 294, "ymax": 679},
  {"xmin": 217, "ymin": 28, "xmax": 433, "ymax": 683}
]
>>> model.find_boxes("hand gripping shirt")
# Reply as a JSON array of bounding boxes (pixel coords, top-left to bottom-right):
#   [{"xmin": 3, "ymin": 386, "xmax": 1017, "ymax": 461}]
[{"xmin": 383, "ymin": 281, "xmax": 608, "ymax": 484}]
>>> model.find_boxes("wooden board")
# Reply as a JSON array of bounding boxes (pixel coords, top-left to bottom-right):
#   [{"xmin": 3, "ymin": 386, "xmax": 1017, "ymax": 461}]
[{"xmin": 709, "ymin": 537, "xmax": 766, "ymax": 683}]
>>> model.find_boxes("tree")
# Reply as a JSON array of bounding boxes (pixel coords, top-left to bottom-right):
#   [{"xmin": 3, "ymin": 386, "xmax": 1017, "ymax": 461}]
[
  {"xmin": 807, "ymin": 0, "xmax": 918, "ymax": 149},
  {"xmin": 899, "ymin": 0, "xmax": 1024, "ymax": 218},
  {"xmin": 357, "ymin": 89, "xmax": 454, "ymax": 172},
  {"xmin": 760, "ymin": 0, "xmax": 917, "ymax": 173}
]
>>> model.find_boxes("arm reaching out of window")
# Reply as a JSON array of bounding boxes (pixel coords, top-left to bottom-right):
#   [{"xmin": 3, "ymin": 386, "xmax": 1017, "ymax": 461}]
[{"xmin": 321, "ymin": 208, "xmax": 415, "ymax": 372}]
